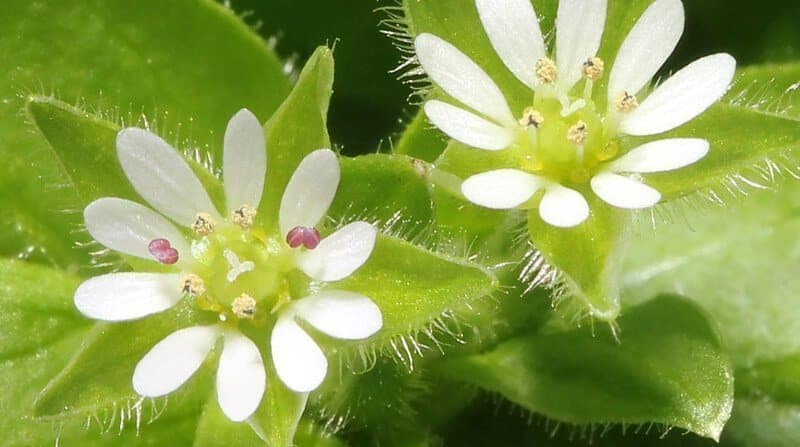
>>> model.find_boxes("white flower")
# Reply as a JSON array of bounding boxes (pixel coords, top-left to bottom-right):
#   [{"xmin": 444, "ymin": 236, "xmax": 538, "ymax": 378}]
[
  {"xmin": 73, "ymin": 109, "xmax": 382, "ymax": 421},
  {"xmin": 415, "ymin": 0, "xmax": 736, "ymax": 227}
]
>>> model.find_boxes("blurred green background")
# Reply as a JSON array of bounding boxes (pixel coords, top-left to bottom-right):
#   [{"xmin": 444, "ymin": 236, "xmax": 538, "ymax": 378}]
[{"xmin": 228, "ymin": 0, "xmax": 800, "ymax": 154}]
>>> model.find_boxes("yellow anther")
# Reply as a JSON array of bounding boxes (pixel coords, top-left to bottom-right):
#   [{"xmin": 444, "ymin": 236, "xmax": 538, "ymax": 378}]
[
  {"xmin": 582, "ymin": 57, "xmax": 605, "ymax": 81},
  {"xmin": 192, "ymin": 212, "xmax": 216, "ymax": 236},
  {"xmin": 567, "ymin": 121, "xmax": 588, "ymax": 145},
  {"xmin": 231, "ymin": 294, "xmax": 257, "ymax": 319},
  {"xmin": 181, "ymin": 273, "xmax": 206, "ymax": 296},
  {"xmin": 232, "ymin": 205, "xmax": 257, "ymax": 229},
  {"xmin": 615, "ymin": 91, "xmax": 639, "ymax": 113},
  {"xmin": 597, "ymin": 140, "xmax": 620, "ymax": 161},
  {"xmin": 518, "ymin": 107, "xmax": 544, "ymax": 128},
  {"xmin": 535, "ymin": 58, "xmax": 558, "ymax": 84}
]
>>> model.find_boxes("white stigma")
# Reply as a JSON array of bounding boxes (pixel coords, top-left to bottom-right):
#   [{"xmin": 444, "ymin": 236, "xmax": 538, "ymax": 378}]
[{"xmin": 223, "ymin": 249, "xmax": 255, "ymax": 283}]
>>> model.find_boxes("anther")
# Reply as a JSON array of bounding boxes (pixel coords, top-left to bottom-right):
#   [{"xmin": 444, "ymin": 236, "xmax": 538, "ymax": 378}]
[
  {"xmin": 148, "ymin": 238, "xmax": 179, "ymax": 264},
  {"xmin": 518, "ymin": 107, "xmax": 544, "ymax": 128},
  {"xmin": 192, "ymin": 212, "xmax": 216, "ymax": 236},
  {"xmin": 232, "ymin": 205, "xmax": 257, "ymax": 229},
  {"xmin": 286, "ymin": 226, "xmax": 321, "ymax": 250},
  {"xmin": 181, "ymin": 273, "xmax": 205, "ymax": 296},
  {"xmin": 582, "ymin": 57, "xmax": 605, "ymax": 81},
  {"xmin": 231, "ymin": 294, "xmax": 257, "ymax": 319},
  {"xmin": 615, "ymin": 91, "xmax": 639, "ymax": 113},
  {"xmin": 567, "ymin": 121, "xmax": 588, "ymax": 145},
  {"xmin": 535, "ymin": 58, "xmax": 558, "ymax": 84}
]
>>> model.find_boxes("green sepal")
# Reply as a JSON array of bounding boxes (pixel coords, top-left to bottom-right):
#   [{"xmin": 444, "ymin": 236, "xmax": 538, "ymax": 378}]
[
  {"xmin": 392, "ymin": 109, "xmax": 449, "ymax": 163},
  {"xmin": 436, "ymin": 295, "xmax": 734, "ymax": 441},
  {"xmin": 258, "ymin": 46, "xmax": 334, "ymax": 231},
  {"xmin": 247, "ymin": 363, "xmax": 309, "ymax": 447}
]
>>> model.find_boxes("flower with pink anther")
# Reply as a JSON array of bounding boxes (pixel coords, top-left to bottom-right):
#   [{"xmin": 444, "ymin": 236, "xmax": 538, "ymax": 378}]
[{"xmin": 73, "ymin": 109, "xmax": 381, "ymax": 422}]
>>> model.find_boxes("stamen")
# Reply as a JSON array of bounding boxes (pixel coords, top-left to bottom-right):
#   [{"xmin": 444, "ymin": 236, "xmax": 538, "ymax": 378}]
[
  {"xmin": 232, "ymin": 205, "xmax": 257, "ymax": 229},
  {"xmin": 231, "ymin": 294, "xmax": 257, "ymax": 319},
  {"xmin": 582, "ymin": 57, "xmax": 605, "ymax": 81},
  {"xmin": 615, "ymin": 91, "xmax": 639, "ymax": 113},
  {"xmin": 535, "ymin": 58, "xmax": 557, "ymax": 85},
  {"xmin": 192, "ymin": 212, "xmax": 216, "ymax": 236},
  {"xmin": 181, "ymin": 273, "xmax": 205, "ymax": 296},
  {"xmin": 148, "ymin": 238, "xmax": 179, "ymax": 264},
  {"xmin": 567, "ymin": 121, "xmax": 588, "ymax": 145},
  {"xmin": 224, "ymin": 249, "xmax": 255, "ymax": 283},
  {"xmin": 286, "ymin": 226, "xmax": 321, "ymax": 250},
  {"xmin": 518, "ymin": 107, "xmax": 544, "ymax": 129}
]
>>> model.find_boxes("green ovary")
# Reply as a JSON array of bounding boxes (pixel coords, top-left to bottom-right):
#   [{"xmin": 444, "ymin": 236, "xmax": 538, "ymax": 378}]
[
  {"xmin": 187, "ymin": 224, "xmax": 302, "ymax": 319},
  {"xmin": 512, "ymin": 98, "xmax": 619, "ymax": 185}
]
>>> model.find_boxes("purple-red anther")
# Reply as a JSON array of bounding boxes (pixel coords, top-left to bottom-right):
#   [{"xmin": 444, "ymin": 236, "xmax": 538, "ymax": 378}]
[
  {"xmin": 286, "ymin": 226, "xmax": 321, "ymax": 250},
  {"xmin": 148, "ymin": 238, "xmax": 179, "ymax": 264}
]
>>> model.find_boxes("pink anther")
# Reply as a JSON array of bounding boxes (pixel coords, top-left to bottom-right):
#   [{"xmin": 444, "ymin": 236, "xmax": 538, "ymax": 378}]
[
  {"xmin": 148, "ymin": 238, "xmax": 179, "ymax": 264},
  {"xmin": 286, "ymin": 226, "xmax": 321, "ymax": 250}
]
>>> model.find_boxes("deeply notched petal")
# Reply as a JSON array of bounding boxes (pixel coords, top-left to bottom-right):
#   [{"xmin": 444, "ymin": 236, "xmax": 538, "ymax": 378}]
[
  {"xmin": 279, "ymin": 149, "xmax": 340, "ymax": 236},
  {"xmin": 538, "ymin": 184, "xmax": 590, "ymax": 228},
  {"xmin": 591, "ymin": 172, "xmax": 661, "ymax": 209},
  {"xmin": 74, "ymin": 272, "xmax": 183, "ymax": 322},
  {"xmin": 461, "ymin": 169, "xmax": 544, "ymax": 210},
  {"xmin": 415, "ymin": 33, "xmax": 515, "ymax": 126},
  {"xmin": 117, "ymin": 128, "xmax": 221, "ymax": 227},
  {"xmin": 296, "ymin": 222, "xmax": 377, "ymax": 282},
  {"xmin": 620, "ymin": 53, "xmax": 736, "ymax": 136},
  {"xmin": 476, "ymin": 0, "xmax": 546, "ymax": 90},
  {"xmin": 608, "ymin": 0, "xmax": 685, "ymax": 102},
  {"xmin": 216, "ymin": 330, "xmax": 266, "ymax": 422},
  {"xmin": 84, "ymin": 197, "xmax": 190, "ymax": 262},
  {"xmin": 607, "ymin": 138, "xmax": 709, "ymax": 174},
  {"xmin": 293, "ymin": 291, "xmax": 382, "ymax": 340},
  {"xmin": 556, "ymin": 0, "xmax": 607, "ymax": 92},
  {"xmin": 271, "ymin": 314, "xmax": 328, "ymax": 393},
  {"xmin": 424, "ymin": 100, "xmax": 515, "ymax": 151},
  {"xmin": 133, "ymin": 326, "xmax": 220, "ymax": 397},
  {"xmin": 223, "ymin": 109, "xmax": 267, "ymax": 215}
]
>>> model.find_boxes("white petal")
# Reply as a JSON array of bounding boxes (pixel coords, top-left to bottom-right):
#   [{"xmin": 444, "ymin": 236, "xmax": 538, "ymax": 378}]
[
  {"xmin": 606, "ymin": 138, "xmax": 709, "ymax": 173},
  {"xmin": 620, "ymin": 54, "xmax": 736, "ymax": 136},
  {"xmin": 278, "ymin": 149, "xmax": 340, "ymax": 236},
  {"xmin": 216, "ymin": 330, "xmax": 266, "ymax": 422},
  {"xmin": 133, "ymin": 326, "xmax": 220, "ymax": 397},
  {"xmin": 296, "ymin": 222, "xmax": 377, "ymax": 282},
  {"xmin": 293, "ymin": 291, "xmax": 382, "ymax": 340},
  {"xmin": 538, "ymin": 184, "xmax": 590, "ymax": 228},
  {"xmin": 461, "ymin": 169, "xmax": 544, "ymax": 210},
  {"xmin": 424, "ymin": 100, "xmax": 514, "ymax": 151},
  {"xmin": 117, "ymin": 128, "xmax": 220, "ymax": 227},
  {"xmin": 415, "ymin": 33, "xmax": 515, "ymax": 126},
  {"xmin": 74, "ymin": 272, "xmax": 183, "ymax": 321},
  {"xmin": 476, "ymin": 0, "xmax": 546, "ymax": 90},
  {"xmin": 271, "ymin": 314, "xmax": 327, "ymax": 393},
  {"xmin": 607, "ymin": 0, "xmax": 684, "ymax": 102},
  {"xmin": 591, "ymin": 172, "xmax": 661, "ymax": 209},
  {"xmin": 223, "ymin": 109, "xmax": 267, "ymax": 215},
  {"xmin": 84, "ymin": 198, "xmax": 189, "ymax": 262},
  {"xmin": 556, "ymin": 0, "xmax": 607, "ymax": 92}
]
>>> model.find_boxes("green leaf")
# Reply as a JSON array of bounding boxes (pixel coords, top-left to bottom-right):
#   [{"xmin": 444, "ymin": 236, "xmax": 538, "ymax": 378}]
[
  {"xmin": 330, "ymin": 153, "xmax": 434, "ymax": 230},
  {"xmin": 0, "ymin": 0, "xmax": 290, "ymax": 269},
  {"xmin": 259, "ymin": 46, "xmax": 334, "ymax": 231},
  {"xmin": 437, "ymin": 296, "xmax": 734, "ymax": 440},
  {"xmin": 334, "ymin": 234, "xmax": 499, "ymax": 359},
  {"xmin": 0, "ymin": 258, "xmax": 204, "ymax": 446}
]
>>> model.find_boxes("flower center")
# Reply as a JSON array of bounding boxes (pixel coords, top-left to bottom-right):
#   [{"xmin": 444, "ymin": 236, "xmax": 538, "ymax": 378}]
[{"xmin": 508, "ymin": 97, "xmax": 620, "ymax": 184}]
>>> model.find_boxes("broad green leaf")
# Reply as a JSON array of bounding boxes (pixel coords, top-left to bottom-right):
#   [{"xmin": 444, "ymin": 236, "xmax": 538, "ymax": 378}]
[
  {"xmin": 437, "ymin": 296, "xmax": 734, "ymax": 440},
  {"xmin": 259, "ymin": 46, "xmax": 334, "ymax": 231},
  {"xmin": 0, "ymin": 259, "xmax": 204, "ymax": 446},
  {"xmin": 333, "ymin": 233, "xmax": 499, "ymax": 359},
  {"xmin": 330, "ymin": 153, "xmax": 434, "ymax": 230},
  {"xmin": 0, "ymin": 0, "xmax": 290, "ymax": 269}
]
